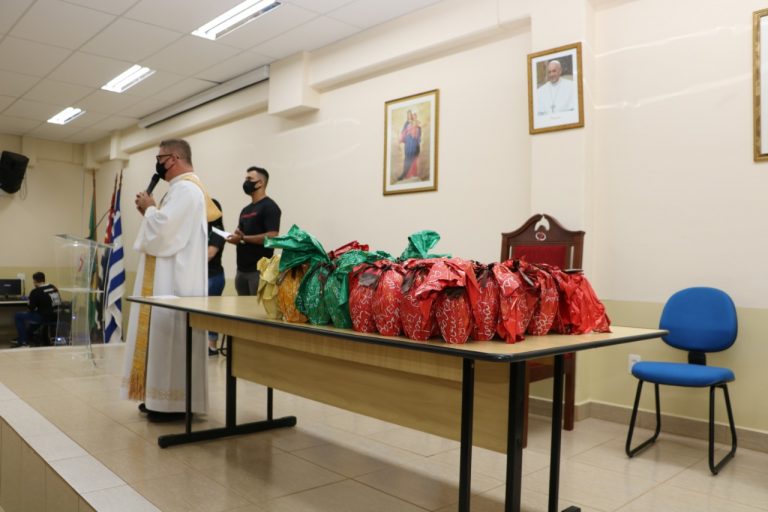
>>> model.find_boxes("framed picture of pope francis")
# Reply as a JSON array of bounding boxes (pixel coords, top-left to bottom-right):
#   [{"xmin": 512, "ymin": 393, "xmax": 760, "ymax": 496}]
[{"xmin": 528, "ymin": 42, "xmax": 584, "ymax": 134}]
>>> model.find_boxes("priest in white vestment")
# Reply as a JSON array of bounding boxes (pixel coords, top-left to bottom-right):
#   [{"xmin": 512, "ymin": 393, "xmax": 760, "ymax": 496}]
[
  {"xmin": 536, "ymin": 59, "xmax": 577, "ymax": 115},
  {"xmin": 120, "ymin": 139, "xmax": 210, "ymax": 421}
]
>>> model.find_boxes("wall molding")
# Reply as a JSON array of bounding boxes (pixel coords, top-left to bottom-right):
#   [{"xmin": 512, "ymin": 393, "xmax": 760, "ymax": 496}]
[{"xmin": 529, "ymin": 397, "xmax": 768, "ymax": 454}]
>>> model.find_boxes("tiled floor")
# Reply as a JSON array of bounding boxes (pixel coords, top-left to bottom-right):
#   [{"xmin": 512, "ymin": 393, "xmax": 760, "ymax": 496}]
[{"xmin": 0, "ymin": 340, "xmax": 767, "ymax": 512}]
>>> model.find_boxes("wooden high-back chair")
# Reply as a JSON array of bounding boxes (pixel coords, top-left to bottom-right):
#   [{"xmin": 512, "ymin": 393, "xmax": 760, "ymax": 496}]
[{"xmin": 500, "ymin": 213, "xmax": 585, "ymax": 445}]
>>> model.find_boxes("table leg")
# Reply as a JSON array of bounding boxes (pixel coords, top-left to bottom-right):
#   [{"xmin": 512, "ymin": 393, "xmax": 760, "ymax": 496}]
[
  {"xmin": 549, "ymin": 354, "xmax": 580, "ymax": 512},
  {"xmin": 158, "ymin": 329, "xmax": 296, "ymax": 448},
  {"xmin": 505, "ymin": 361, "xmax": 526, "ymax": 512},
  {"xmin": 458, "ymin": 358, "xmax": 475, "ymax": 512},
  {"xmin": 185, "ymin": 313, "xmax": 193, "ymax": 433},
  {"xmin": 226, "ymin": 334, "xmax": 236, "ymax": 428},
  {"xmin": 268, "ymin": 387, "xmax": 274, "ymax": 421}
]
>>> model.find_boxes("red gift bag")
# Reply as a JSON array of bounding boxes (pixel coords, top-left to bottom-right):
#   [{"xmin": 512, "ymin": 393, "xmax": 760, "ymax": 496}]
[
  {"xmin": 371, "ymin": 262, "xmax": 405, "ymax": 336},
  {"xmin": 519, "ymin": 261, "xmax": 559, "ymax": 336},
  {"xmin": 400, "ymin": 259, "xmax": 441, "ymax": 341},
  {"xmin": 416, "ymin": 259, "xmax": 476, "ymax": 344},
  {"xmin": 493, "ymin": 261, "xmax": 537, "ymax": 342},
  {"xmin": 328, "ymin": 241, "xmax": 369, "ymax": 260},
  {"xmin": 434, "ymin": 288, "xmax": 473, "ymax": 344},
  {"xmin": 567, "ymin": 272, "xmax": 611, "ymax": 334},
  {"xmin": 542, "ymin": 265, "xmax": 573, "ymax": 334},
  {"xmin": 469, "ymin": 262, "xmax": 500, "ymax": 341},
  {"xmin": 349, "ymin": 263, "xmax": 384, "ymax": 333},
  {"xmin": 542, "ymin": 267, "xmax": 611, "ymax": 334}
]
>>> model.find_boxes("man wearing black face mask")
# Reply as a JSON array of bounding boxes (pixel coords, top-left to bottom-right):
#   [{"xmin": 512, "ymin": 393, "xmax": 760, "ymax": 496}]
[
  {"xmin": 226, "ymin": 166, "xmax": 281, "ymax": 296},
  {"xmin": 122, "ymin": 138, "xmax": 220, "ymax": 423}
]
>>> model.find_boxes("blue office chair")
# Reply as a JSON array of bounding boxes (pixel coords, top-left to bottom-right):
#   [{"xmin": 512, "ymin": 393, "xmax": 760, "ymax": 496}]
[{"xmin": 625, "ymin": 287, "xmax": 738, "ymax": 475}]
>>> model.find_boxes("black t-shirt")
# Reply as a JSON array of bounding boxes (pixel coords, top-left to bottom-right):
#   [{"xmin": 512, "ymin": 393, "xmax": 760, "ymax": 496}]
[
  {"xmin": 29, "ymin": 283, "xmax": 61, "ymax": 321},
  {"xmin": 208, "ymin": 218, "xmax": 225, "ymax": 277},
  {"xmin": 236, "ymin": 196, "xmax": 281, "ymax": 272}
]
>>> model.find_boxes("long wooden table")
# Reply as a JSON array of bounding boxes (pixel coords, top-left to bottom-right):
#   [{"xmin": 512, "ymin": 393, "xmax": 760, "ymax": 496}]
[{"xmin": 128, "ymin": 295, "xmax": 666, "ymax": 512}]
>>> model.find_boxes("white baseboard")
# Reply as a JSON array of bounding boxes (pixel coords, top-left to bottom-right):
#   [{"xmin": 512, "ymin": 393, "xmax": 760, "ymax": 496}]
[{"xmin": 528, "ymin": 397, "xmax": 768, "ymax": 454}]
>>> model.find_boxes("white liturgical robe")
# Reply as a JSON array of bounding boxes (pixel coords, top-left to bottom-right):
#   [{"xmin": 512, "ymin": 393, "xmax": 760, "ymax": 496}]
[
  {"xmin": 536, "ymin": 78, "xmax": 577, "ymax": 115},
  {"xmin": 120, "ymin": 174, "xmax": 209, "ymax": 413}
]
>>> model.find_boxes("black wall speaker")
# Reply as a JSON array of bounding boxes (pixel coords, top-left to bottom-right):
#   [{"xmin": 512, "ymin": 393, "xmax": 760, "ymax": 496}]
[{"xmin": 0, "ymin": 151, "xmax": 29, "ymax": 194}]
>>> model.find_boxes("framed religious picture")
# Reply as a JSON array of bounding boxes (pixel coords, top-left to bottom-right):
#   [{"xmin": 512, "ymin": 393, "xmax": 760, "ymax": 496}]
[
  {"xmin": 527, "ymin": 42, "xmax": 584, "ymax": 134},
  {"xmin": 383, "ymin": 89, "xmax": 439, "ymax": 195},
  {"xmin": 754, "ymin": 9, "xmax": 768, "ymax": 161}
]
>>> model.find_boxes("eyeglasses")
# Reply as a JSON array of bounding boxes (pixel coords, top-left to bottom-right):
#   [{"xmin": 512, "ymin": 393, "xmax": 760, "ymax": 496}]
[{"xmin": 155, "ymin": 154, "xmax": 174, "ymax": 162}]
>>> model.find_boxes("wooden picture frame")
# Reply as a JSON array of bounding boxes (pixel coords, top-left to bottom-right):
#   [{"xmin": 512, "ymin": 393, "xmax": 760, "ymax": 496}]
[
  {"xmin": 383, "ymin": 89, "xmax": 439, "ymax": 195},
  {"xmin": 528, "ymin": 42, "xmax": 584, "ymax": 134},
  {"xmin": 754, "ymin": 9, "xmax": 768, "ymax": 161}
]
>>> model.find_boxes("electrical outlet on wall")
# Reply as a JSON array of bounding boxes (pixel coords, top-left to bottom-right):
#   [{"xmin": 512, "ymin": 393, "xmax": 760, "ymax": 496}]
[{"xmin": 628, "ymin": 354, "xmax": 641, "ymax": 373}]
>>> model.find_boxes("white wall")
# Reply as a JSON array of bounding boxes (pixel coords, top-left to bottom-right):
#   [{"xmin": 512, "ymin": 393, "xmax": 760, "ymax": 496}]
[
  {"xmin": 0, "ymin": 136, "xmax": 88, "ymax": 269},
  {"xmin": 593, "ymin": 0, "xmax": 768, "ymax": 307},
  {"xmin": 585, "ymin": 0, "xmax": 768, "ymax": 433},
  {"xmin": 114, "ymin": 23, "xmax": 533, "ymax": 275}
]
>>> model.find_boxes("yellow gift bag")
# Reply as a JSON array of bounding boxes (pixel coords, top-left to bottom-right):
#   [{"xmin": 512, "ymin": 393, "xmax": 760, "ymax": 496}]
[
  {"xmin": 278, "ymin": 264, "xmax": 308, "ymax": 323},
  {"xmin": 256, "ymin": 255, "xmax": 282, "ymax": 319}
]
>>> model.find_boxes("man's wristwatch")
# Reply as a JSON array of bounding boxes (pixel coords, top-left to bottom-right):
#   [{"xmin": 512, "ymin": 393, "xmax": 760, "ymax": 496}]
[{"xmin": 239, "ymin": 236, "xmax": 246, "ymax": 245}]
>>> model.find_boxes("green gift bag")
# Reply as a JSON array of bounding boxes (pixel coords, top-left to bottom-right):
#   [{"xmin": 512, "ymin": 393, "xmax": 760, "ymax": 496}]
[
  {"xmin": 265, "ymin": 225, "xmax": 331, "ymax": 324},
  {"xmin": 323, "ymin": 249, "xmax": 391, "ymax": 328},
  {"xmin": 399, "ymin": 230, "xmax": 450, "ymax": 261},
  {"xmin": 295, "ymin": 261, "xmax": 333, "ymax": 324}
]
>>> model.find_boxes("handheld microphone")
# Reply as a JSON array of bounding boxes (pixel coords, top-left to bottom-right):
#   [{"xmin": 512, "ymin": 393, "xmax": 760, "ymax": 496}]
[{"xmin": 146, "ymin": 173, "xmax": 160, "ymax": 194}]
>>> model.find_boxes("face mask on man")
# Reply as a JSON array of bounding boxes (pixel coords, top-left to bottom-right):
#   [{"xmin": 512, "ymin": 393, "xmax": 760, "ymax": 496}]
[
  {"xmin": 155, "ymin": 160, "xmax": 169, "ymax": 179},
  {"xmin": 242, "ymin": 180, "xmax": 260, "ymax": 195}
]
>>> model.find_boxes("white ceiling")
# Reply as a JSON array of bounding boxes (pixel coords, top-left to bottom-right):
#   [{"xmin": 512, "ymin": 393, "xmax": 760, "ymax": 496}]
[{"xmin": 0, "ymin": 0, "xmax": 443, "ymax": 144}]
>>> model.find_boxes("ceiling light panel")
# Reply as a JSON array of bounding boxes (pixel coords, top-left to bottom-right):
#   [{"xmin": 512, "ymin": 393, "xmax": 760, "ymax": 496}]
[
  {"xmin": 191, "ymin": 0, "xmax": 281, "ymax": 40},
  {"xmin": 47, "ymin": 107, "xmax": 86, "ymax": 125},
  {"xmin": 101, "ymin": 65, "xmax": 156, "ymax": 93}
]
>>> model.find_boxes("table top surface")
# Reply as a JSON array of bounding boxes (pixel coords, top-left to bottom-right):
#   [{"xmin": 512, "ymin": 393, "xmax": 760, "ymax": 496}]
[
  {"xmin": 0, "ymin": 299, "xmax": 27, "ymax": 306},
  {"xmin": 129, "ymin": 295, "xmax": 667, "ymax": 362}
]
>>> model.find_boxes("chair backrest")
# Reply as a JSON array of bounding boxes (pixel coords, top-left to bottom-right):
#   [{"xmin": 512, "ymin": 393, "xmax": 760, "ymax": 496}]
[
  {"xmin": 660, "ymin": 287, "xmax": 737, "ymax": 354},
  {"xmin": 500, "ymin": 213, "xmax": 585, "ymax": 269}
]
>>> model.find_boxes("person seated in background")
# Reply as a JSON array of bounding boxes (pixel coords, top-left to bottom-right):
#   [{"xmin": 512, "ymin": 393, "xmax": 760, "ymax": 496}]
[{"xmin": 12, "ymin": 271, "xmax": 61, "ymax": 347}]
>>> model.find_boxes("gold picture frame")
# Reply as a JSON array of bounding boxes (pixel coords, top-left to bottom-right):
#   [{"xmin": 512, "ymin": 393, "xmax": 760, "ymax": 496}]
[
  {"xmin": 527, "ymin": 42, "xmax": 584, "ymax": 134},
  {"xmin": 754, "ymin": 9, "xmax": 768, "ymax": 161},
  {"xmin": 383, "ymin": 89, "xmax": 439, "ymax": 195}
]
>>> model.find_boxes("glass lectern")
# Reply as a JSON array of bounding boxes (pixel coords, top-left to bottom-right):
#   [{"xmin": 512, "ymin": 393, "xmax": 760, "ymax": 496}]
[{"xmin": 53, "ymin": 234, "xmax": 113, "ymax": 357}]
